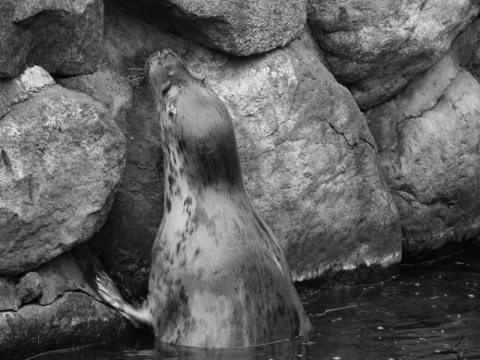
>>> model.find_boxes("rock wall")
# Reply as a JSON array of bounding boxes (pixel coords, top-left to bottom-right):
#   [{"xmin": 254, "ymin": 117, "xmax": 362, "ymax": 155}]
[
  {"xmin": 58, "ymin": 4, "xmax": 401, "ymax": 301},
  {"xmin": 0, "ymin": 2, "xmax": 129, "ymax": 356},
  {"xmin": 0, "ymin": 67, "xmax": 125, "ymax": 275},
  {"xmin": 0, "ymin": 0, "xmax": 104, "ymax": 78},
  {"xmin": 366, "ymin": 23, "xmax": 480, "ymax": 262},
  {"xmin": 1, "ymin": 0, "xmax": 480, "ymax": 357},
  {"xmin": 0, "ymin": 245, "xmax": 135, "ymax": 360},
  {"xmin": 110, "ymin": 0, "xmax": 307, "ymax": 56},
  {"xmin": 307, "ymin": 0, "xmax": 480, "ymax": 109}
]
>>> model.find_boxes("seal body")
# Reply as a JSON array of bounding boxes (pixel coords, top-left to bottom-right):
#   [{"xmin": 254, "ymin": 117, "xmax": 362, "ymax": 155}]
[{"xmin": 97, "ymin": 49, "xmax": 310, "ymax": 348}]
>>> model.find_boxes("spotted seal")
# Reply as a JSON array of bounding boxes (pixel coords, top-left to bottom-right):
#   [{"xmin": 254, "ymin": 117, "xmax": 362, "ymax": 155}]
[{"xmin": 96, "ymin": 49, "xmax": 311, "ymax": 348}]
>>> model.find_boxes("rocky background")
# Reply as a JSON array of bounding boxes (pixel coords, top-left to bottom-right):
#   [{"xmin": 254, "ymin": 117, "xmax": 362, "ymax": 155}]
[{"xmin": 1, "ymin": 0, "xmax": 480, "ymax": 357}]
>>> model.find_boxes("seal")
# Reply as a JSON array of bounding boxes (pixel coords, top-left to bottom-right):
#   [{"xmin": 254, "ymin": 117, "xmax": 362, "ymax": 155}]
[{"xmin": 96, "ymin": 49, "xmax": 311, "ymax": 348}]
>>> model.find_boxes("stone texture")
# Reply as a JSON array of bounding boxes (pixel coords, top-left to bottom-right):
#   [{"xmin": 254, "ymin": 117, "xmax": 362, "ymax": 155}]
[
  {"xmin": 20, "ymin": 66, "xmax": 56, "ymax": 92},
  {"xmin": 465, "ymin": 20, "xmax": 480, "ymax": 83},
  {"xmin": 0, "ymin": 66, "xmax": 126, "ymax": 275},
  {"xmin": 307, "ymin": 0, "xmax": 480, "ymax": 109},
  {"xmin": 16, "ymin": 272, "xmax": 43, "ymax": 305},
  {"xmin": 35, "ymin": 244, "xmax": 104, "ymax": 306},
  {"xmin": 0, "ymin": 292, "xmax": 132, "ymax": 360},
  {"xmin": 365, "ymin": 38, "xmax": 480, "ymax": 261},
  {"xmin": 189, "ymin": 31, "xmax": 402, "ymax": 282},
  {"xmin": 0, "ymin": 278, "xmax": 19, "ymax": 312},
  {"xmin": 0, "ymin": 0, "xmax": 103, "ymax": 78},
  {"xmin": 0, "ymin": 245, "xmax": 134, "ymax": 359},
  {"xmin": 0, "ymin": 77, "xmax": 28, "ymax": 119},
  {"xmin": 62, "ymin": 4, "xmax": 401, "ymax": 295},
  {"xmin": 109, "ymin": 0, "xmax": 307, "ymax": 56}
]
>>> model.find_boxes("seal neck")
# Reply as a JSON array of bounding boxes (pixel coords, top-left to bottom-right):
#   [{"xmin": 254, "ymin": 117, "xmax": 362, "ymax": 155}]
[
  {"xmin": 160, "ymin": 84, "xmax": 245, "ymax": 193},
  {"xmin": 162, "ymin": 133, "xmax": 244, "ymax": 195}
]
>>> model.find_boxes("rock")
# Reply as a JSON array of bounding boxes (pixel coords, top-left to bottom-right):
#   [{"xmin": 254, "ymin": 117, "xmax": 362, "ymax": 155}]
[
  {"xmin": 465, "ymin": 20, "xmax": 480, "ymax": 83},
  {"xmin": 0, "ymin": 244, "xmax": 134, "ymax": 359},
  {"xmin": 307, "ymin": 0, "xmax": 480, "ymax": 109},
  {"xmin": 0, "ymin": 66, "xmax": 126, "ymax": 275},
  {"xmin": 188, "ymin": 30, "xmax": 402, "ymax": 283},
  {"xmin": 0, "ymin": 292, "xmax": 133, "ymax": 360},
  {"xmin": 61, "ymin": 4, "xmax": 401, "ymax": 295},
  {"xmin": 19, "ymin": 65, "xmax": 56, "ymax": 92},
  {"xmin": 34, "ymin": 244, "xmax": 102, "ymax": 305},
  {"xmin": 456, "ymin": 19, "xmax": 480, "ymax": 70},
  {"xmin": 108, "ymin": 0, "xmax": 307, "ymax": 56},
  {"xmin": 0, "ymin": 77, "xmax": 28, "ymax": 119},
  {"xmin": 0, "ymin": 277, "xmax": 20, "ymax": 311},
  {"xmin": 16, "ymin": 272, "xmax": 43, "ymax": 305},
  {"xmin": 365, "ymin": 42, "xmax": 480, "ymax": 261},
  {"xmin": 0, "ymin": 0, "xmax": 103, "ymax": 78}
]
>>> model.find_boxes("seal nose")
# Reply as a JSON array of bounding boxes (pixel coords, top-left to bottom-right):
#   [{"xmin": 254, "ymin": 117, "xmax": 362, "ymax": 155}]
[
  {"xmin": 146, "ymin": 49, "xmax": 181, "ymax": 72},
  {"xmin": 159, "ymin": 48, "xmax": 176, "ymax": 57},
  {"xmin": 160, "ymin": 49, "xmax": 183, "ymax": 69}
]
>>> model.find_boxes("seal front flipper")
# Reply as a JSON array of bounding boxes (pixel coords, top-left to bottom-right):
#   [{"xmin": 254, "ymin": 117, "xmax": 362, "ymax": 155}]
[{"xmin": 96, "ymin": 270, "xmax": 153, "ymax": 330}]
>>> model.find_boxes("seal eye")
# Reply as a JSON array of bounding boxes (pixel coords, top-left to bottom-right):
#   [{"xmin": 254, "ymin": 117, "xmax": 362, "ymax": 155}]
[{"xmin": 162, "ymin": 83, "xmax": 172, "ymax": 96}]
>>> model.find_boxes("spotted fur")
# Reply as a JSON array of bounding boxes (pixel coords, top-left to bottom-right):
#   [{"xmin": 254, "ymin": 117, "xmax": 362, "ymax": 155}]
[{"xmin": 97, "ymin": 49, "xmax": 311, "ymax": 348}]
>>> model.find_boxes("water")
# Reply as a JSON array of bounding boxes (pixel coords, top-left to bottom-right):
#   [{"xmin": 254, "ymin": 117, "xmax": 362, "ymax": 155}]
[{"xmin": 29, "ymin": 249, "xmax": 480, "ymax": 360}]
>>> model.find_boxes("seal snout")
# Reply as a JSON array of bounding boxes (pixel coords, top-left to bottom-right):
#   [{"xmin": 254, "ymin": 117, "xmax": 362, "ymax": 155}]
[
  {"xmin": 146, "ymin": 49, "xmax": 186, "ymax": 98},
  {"xmin": 146, "ymin": 49, "xmax": 183, "ymax": 72}
]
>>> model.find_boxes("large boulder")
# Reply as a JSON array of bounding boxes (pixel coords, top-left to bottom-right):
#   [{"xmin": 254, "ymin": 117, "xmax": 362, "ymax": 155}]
[
  {"xmin": 189, "ymin": 30, "xmax": 402, "ymax": 283},
  {"xmin": 0, "ymin": 245, "xmax": 133, "ymax": 360},
  {"xmin": 0, "ymin": 0, "xmax": 103, "ymax": 78},
  {"xmin": 61, "ymin": 4, "xmax": 401, "ymax": 297},
  {"xmin": 0, "ymin": 66, "xmax": 126, "ymax": 275},
  {"xmin": 0, "ymin": 292, "xmax": 130, "ymax": 360},
  {"xmin": 108, "ymin": 0, "xmax": 307, "ymax": 56},
  {"xmin": 307, "ymin": 0, "xmax": 480, "ymax": 109},
  {"xmin": 365, "ymin": 30, "xmax": 480, "ymax": 261}
]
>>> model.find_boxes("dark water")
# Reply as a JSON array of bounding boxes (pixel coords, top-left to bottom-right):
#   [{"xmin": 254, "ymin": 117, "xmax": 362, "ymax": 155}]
[{"xmin": 29, "ymin": 251, "xmax": 480, "ymax": 360}]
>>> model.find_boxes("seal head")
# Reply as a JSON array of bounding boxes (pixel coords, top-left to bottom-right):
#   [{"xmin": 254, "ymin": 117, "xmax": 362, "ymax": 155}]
[{"xmin": 147, "ymin": 49, "xmax": 243, "ymax": 190}]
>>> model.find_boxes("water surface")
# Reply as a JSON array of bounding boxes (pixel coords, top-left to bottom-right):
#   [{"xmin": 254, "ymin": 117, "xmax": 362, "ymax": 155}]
[{"xmin": 29, "ymin": 249, "xmax": 480, "ymax": 360}]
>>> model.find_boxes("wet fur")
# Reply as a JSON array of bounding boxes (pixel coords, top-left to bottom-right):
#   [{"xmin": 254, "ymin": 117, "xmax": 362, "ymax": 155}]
[{"xmin": 97, "ymin": 49, "xmax": 310, "ymax": 348}]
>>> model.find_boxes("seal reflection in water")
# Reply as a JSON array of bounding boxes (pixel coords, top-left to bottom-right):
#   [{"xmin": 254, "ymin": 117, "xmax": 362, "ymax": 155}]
[{"xmin": 97, "ymin": 49, "xmax": 311, "ymax": 348}]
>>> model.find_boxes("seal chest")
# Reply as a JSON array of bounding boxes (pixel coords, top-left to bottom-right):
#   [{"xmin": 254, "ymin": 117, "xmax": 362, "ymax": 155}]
[{"xmin": 98, "ymin": 49, "xmax": 310, "ymax": 348}]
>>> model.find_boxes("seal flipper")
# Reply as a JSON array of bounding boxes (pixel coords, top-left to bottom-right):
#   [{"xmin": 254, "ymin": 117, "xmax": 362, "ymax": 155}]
[{"xmin": 96, "ymin": 271, "xmax": 153, "ymax": 331}]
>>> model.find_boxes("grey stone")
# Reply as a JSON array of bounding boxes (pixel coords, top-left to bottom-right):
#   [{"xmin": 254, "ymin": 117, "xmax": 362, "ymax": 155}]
[
  {"xmin": 0, "ymin": 292, "xmax": 133, "ymax": 360},
  {"xmin": 0, "ymin": 277, "xmax": 20, "ymax": 311},
  {"xmin": 0, "ymin": 67, "xmax": 126, "ymax": 275},
  {"xmin": 0, "ymin": 0, "xmax": 103, "ymax": 78},
  {"xmin": 307, "ymin": 0, "xmax": 480, "ymax": 109},
  {"xmin": 366, "ymin": 43, "xmax": 480, "ymax": 261},
  {"xmin": 108, "ymin": 0, "xmax": 307, "ymax": 56},
  {"xmin": 16, "ymin": 272, "xmax": 43, "ymax": 305}
]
